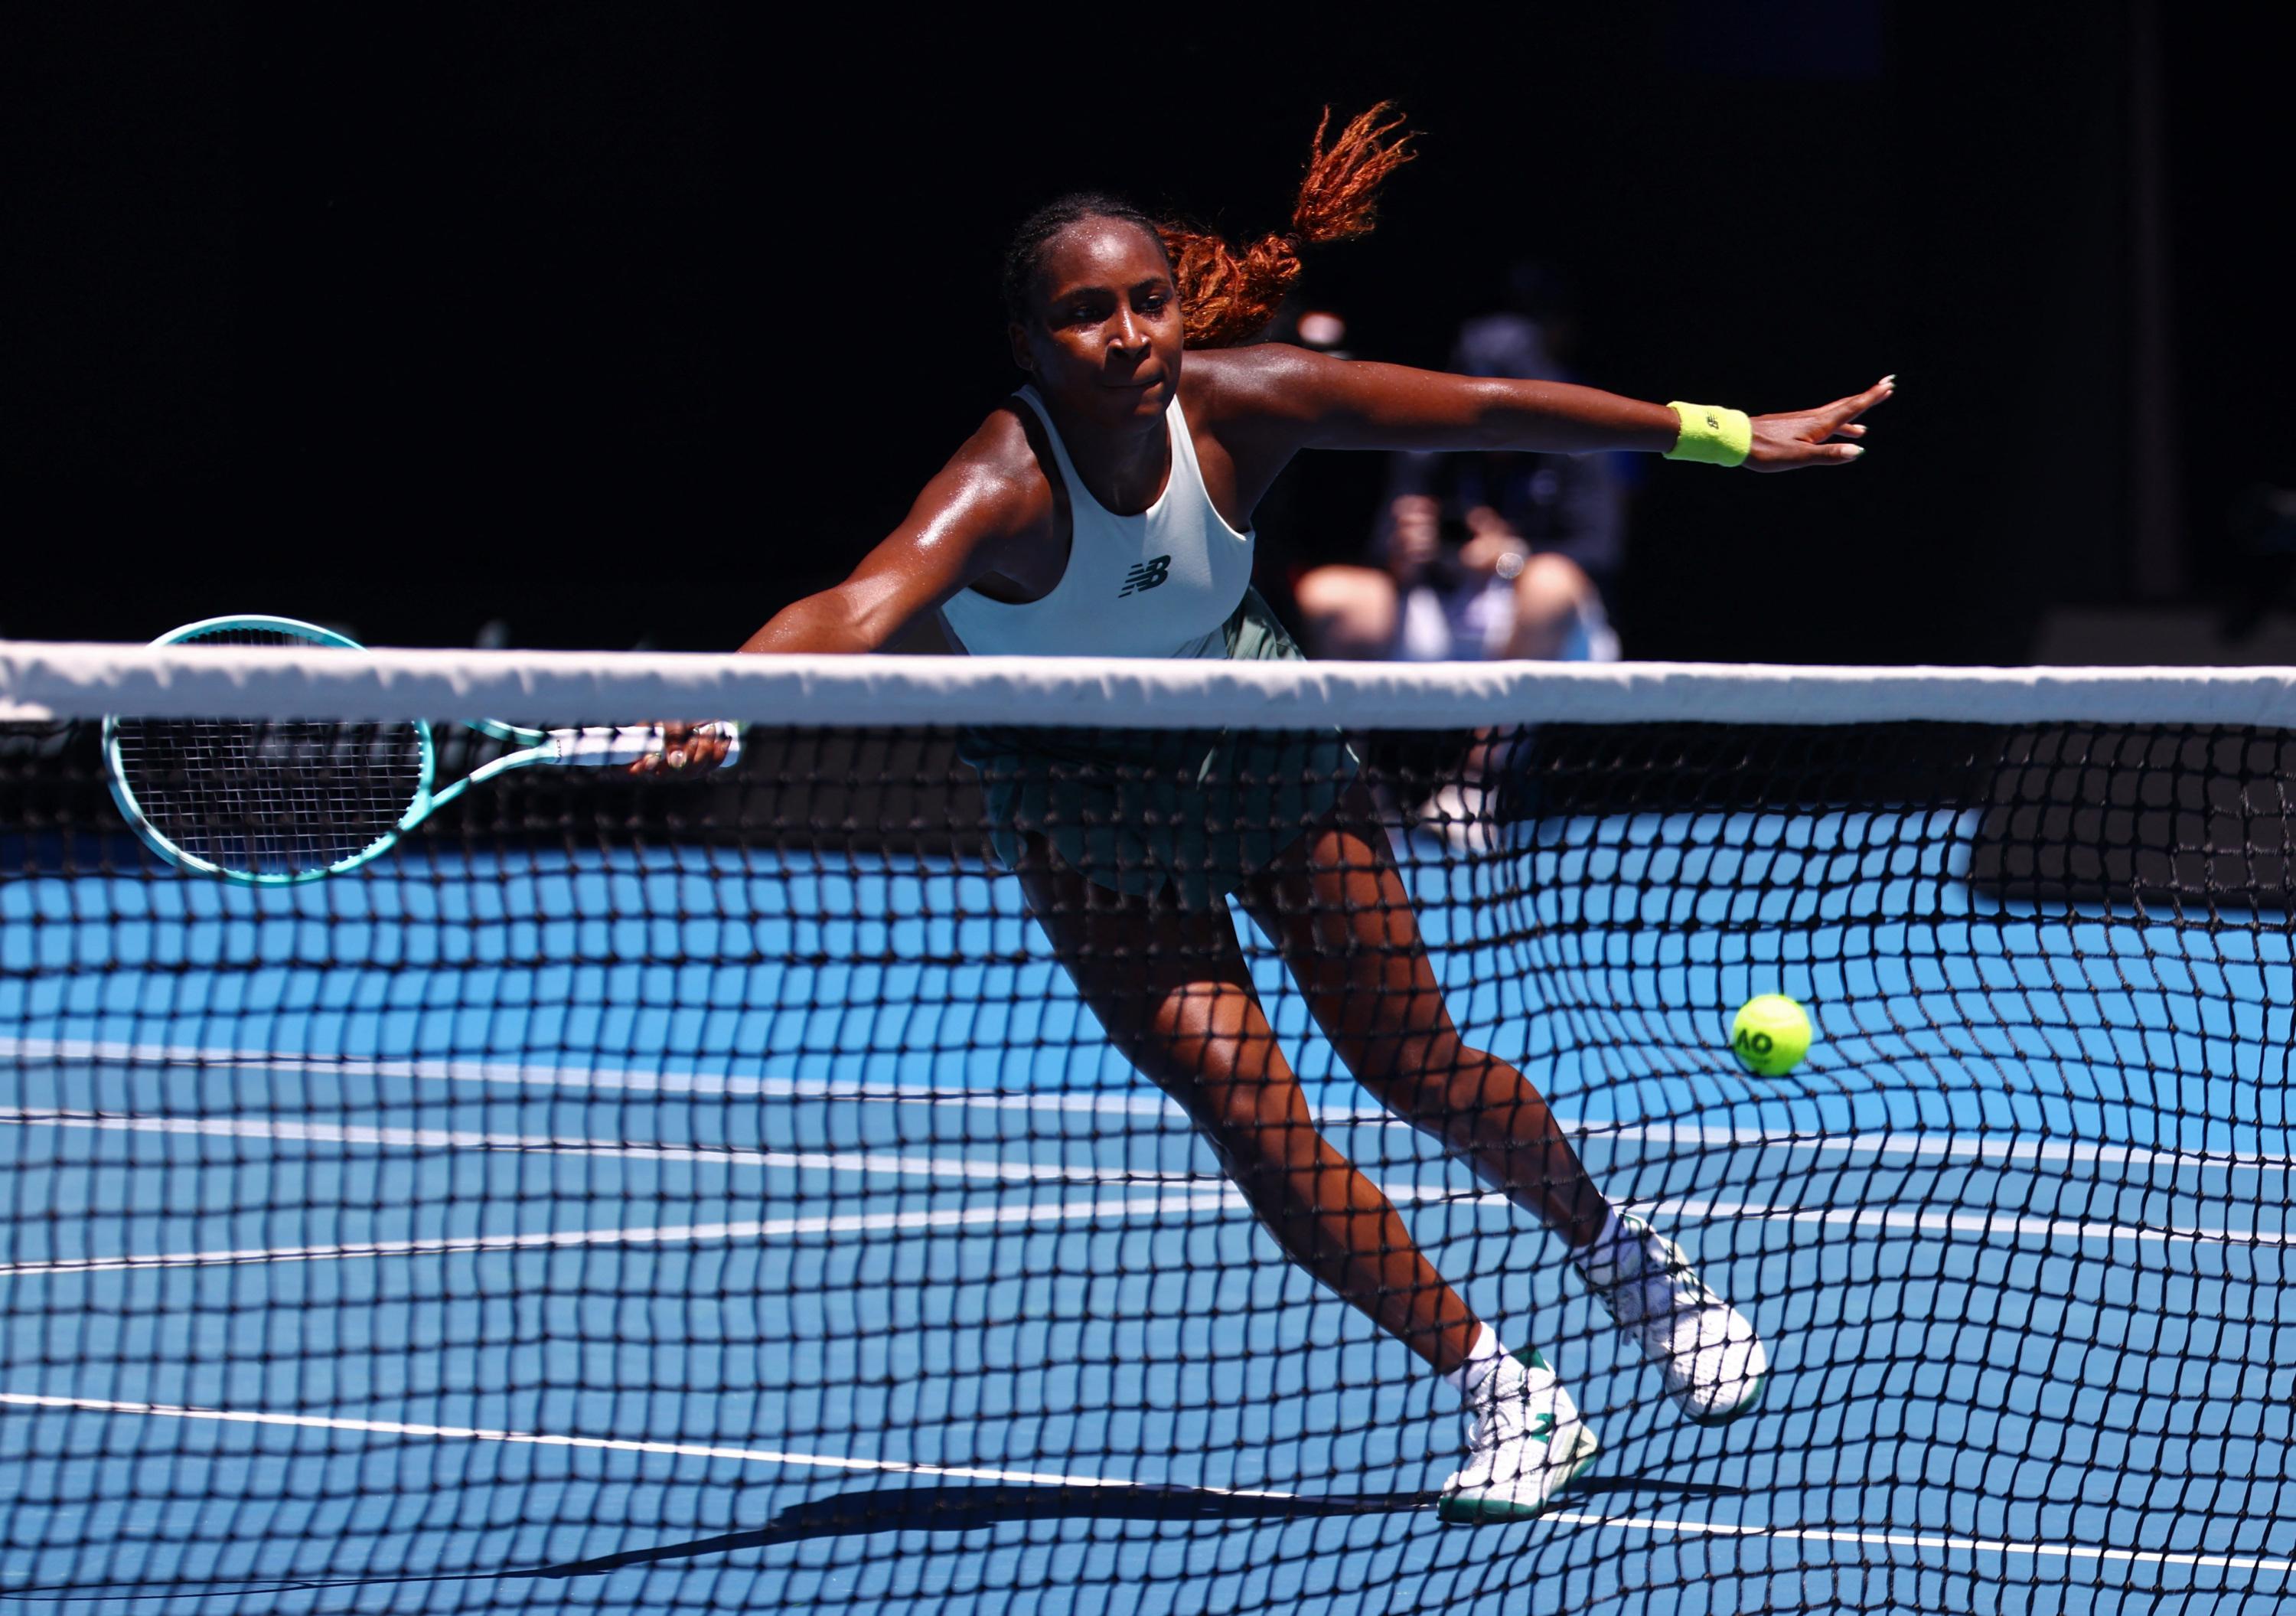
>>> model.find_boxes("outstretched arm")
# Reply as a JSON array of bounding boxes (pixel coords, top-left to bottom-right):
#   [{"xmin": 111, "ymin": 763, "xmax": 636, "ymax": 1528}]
[
  {"xmin": 1215, "ymin": 344, "xmax": 1892, "ymax": 473},
  {"xmin": 737, "ymin": 521, "xmax": 973, "ymax": 656},
  {"xmin": 634, "ymin": 416, "xmax": 1043, "ymax": 772},
  {"xmin": 740, "ymin": 420, "xmax": 1045, "ymax": 655}
]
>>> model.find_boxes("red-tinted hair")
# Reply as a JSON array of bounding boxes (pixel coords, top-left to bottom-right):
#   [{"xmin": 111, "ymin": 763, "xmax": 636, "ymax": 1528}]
[
  {"xmin": 1000, "ymin": 104, "xmax": 1415, "ymax": 351},
  {"xmin": 1163, "ymin": 103, "xmax": 1415, "ymax": 348}
]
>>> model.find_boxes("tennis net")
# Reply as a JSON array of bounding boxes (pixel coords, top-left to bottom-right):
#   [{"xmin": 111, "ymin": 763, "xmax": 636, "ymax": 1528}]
[{"xmin": 0, "ymin": 642, "xmax": 2292, "ymax": 1614}]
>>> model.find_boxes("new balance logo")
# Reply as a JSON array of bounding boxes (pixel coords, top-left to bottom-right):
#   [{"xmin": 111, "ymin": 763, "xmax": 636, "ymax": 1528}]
[{"xmin": 1118, "ymin": 556, "xmax": 1172, "ymax": 597}]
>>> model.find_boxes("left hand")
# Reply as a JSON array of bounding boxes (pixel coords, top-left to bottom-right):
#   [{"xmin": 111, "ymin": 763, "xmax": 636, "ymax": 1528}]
[{"xmin": 1746, "ymin": 375, "xmax": 1895, "ymax": 472}]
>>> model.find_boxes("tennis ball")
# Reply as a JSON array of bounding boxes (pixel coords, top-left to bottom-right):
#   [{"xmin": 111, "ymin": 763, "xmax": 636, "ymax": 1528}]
[{"xmin": 1730, "ymin": 994, "xmax": 1812, "ymax": 1076}]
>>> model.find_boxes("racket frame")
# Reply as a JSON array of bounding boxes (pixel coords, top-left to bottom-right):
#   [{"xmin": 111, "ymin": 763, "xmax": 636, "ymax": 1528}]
[{"xmin": 100, "ymin": 615, "xmax": 683, "ymax": 886}]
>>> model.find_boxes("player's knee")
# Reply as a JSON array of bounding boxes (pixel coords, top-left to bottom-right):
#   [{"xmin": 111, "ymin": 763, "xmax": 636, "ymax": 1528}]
[
  {"xmin": 1209, "ymin": 1073, "xmax": 1293, "ymax": 1134},
  {"xmin": 1381, "ymin": 1045, "xmax": 1536, "ymax": 1145},
  {"xmin": 1189, "ymin": 1072, "xmax": 1310, "ymax": 1154},
  {"xmin": 1350, "ymin": 1029, "xmax": 1468, "ymax": 1110}
]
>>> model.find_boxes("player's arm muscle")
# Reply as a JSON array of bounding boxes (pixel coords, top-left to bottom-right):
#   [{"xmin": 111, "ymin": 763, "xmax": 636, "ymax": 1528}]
[
  {"xmin": 1203, "ymin": 344, "xmax": 1889, "ymax": 475},
  {"xmin": 1238, "ymin": 344, "xmax": 1681, "ymax": 457},
  {"xmin": 742, "ymin": 439, "xmax": 1036, "ymax": 655}
]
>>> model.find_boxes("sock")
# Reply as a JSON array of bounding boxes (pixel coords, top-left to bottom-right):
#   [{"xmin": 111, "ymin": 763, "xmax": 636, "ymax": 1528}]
[
  {"xmin": 1571, "ymin": 1203, "xmax": 1647, "ymax": 1291},
  {"xmin": 1442, "ymin": 1324, "xmax": 1508, "ymax": 1400}
]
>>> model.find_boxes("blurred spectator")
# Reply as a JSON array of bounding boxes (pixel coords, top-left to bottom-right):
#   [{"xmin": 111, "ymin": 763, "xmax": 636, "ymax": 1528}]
[
  {"xmin": 1294, "ymin": 263, "xmax": 1626, "ymax": 663},
  {"xmin": 1244, "ymin": 297, "xmax": 1355, "ymax": 625}
]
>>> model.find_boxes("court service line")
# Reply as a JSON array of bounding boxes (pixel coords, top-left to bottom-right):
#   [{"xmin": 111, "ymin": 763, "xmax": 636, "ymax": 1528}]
[
  {"xmin": 0, "ymin": 1189, "xmax": 1244, "ymax": 1278},
  {"xmin": 2, "ymin": 1106, "xmax": 2287, "ymax": 1259},
  {"xmin": 8, "ymin": 1033, "xmax": 2293, "ymax": 1172},
  {"xmin": 0, "ymin": 1391, "xmax": 2282, "ymax": 1578},
  {"xmin": 1634, "ymin": 1196, "xmax": 2296, "ymax": 1252},
  {"xmin": 2, "ymin": 1177, "xmax": 2282, "ymax": 1283},
  {"xmin": 0, "ymin": 1390, "xmax": 1287, "ymax": 1498},
  {"xmin": 1576, "ymin": 1122, "xmax": 2296, "ymax": 1174},
  {"xmin": 0, "ymin": 1108, "xmax": 1201, "ymax": 1188},
  {"xmin": 13, "ymin": 1102, "xmax": 2289, "ymax": 1252},
  {"xmin": 1541, "ymin": 1508, "xmax": 2296, "ymax": 1577},
  {"xmin": 0, "ymin": 1034, "xmax": 1172, "ymax": 1118}
]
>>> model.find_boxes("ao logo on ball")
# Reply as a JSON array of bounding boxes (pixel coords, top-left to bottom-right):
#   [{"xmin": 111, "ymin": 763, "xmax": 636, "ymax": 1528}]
[{"xmin": 1730, "ymin": 994, "xmax": 1813, "ymax": 1077}]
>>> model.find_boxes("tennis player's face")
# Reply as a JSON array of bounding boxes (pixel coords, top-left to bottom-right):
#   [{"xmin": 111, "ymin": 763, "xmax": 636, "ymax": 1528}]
[{"xmin": 1011, "ymin": 219, "xmax": 1182, "ymax": 429}]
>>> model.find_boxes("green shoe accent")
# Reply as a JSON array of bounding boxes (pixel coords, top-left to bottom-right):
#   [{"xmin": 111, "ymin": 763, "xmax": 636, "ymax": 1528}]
[
  {"xmin": 1687, "ymin": 1371, "xmax": 1767, "ymax": 1428},
  {"xmin": 1435, "ymin": 1428, "xmax": 1601, "ymax": 1525},
  {"xmin": 1437, "ymin": 1494, "xmax": 1550, "ymax": 1524},
  {"xmin": 1561, "ymin": 1427, "xmax": 1603, "ymax": 1483}
]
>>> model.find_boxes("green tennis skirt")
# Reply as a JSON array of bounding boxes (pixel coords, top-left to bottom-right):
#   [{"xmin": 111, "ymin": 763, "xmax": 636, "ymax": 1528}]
[{"xmin": 959, "ymin": 589, "xmax": 1358, "ymax": 908}]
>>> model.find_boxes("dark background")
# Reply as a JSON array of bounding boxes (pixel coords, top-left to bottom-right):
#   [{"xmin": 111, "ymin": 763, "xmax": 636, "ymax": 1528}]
[{"xmin": 8, "ymin": 2, "xmax": 2286, "ymax": 661}]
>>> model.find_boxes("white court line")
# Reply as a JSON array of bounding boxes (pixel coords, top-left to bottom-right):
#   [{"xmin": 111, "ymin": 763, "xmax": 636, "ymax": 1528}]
[
  {"xmin": 1392, "ymin": 1189, "xmax": 2296, "ymax": 1254},
  {"xmin": 1, "ymin": 1165, "xmax": 2283, "ymax": 1280},
  {"xmin": 0, "ymin": 1108, "xmax": 1199, "ymax": 1189},
  {"xmin": 4, "ymin": 1099, "xmax": 2288, "ymax": 1256},
  {"xmin": 1577, "ymin": 1121, "xmax": 2296, "ymax": 1174},
  {"xmin": 1638, "ymin": 1197, "xmax": 2296, "ymax": 1252},
  {"xmin": 8, "ymin": 1033, "xmax": 2292, "ymax": 1173},
  {"xmin": 1540, "ymin": 1509, "xmax": 2296, "ymax": 1577},
  {"xmin": 2, "ymin": 1105, "xmax": 2286, "ymax": 1263},
  {"xmin": 0, "ymin": 1391, "xmax": 2282, "ymax": 1578},
  {"xmin": 0, "ymin": 1189, "xmax": 1241, "ymax": 1278},
  {"xmin": 0, "ymin": 1390, "xmax": 1283, "ymax": 1497},
  {"xmin": 0, "ymin": 1034, "xmax": 1176, "ymax": 1118}
]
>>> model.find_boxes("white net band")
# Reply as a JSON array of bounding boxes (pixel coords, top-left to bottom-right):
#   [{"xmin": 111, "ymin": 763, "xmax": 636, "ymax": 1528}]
[{"xmin": 9, "ymin": 640, "xmax": 2296, "ymax": 727}]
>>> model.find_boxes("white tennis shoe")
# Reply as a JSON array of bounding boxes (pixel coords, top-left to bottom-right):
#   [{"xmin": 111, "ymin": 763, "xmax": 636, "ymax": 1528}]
[
  {"xmin": 1437, "ymin": 1347, "xmax": 1601, "ymax": 1523},
  {"xmin": 1575, "ymin": 1212, "xmax": 1767, "ymax": 1425}
]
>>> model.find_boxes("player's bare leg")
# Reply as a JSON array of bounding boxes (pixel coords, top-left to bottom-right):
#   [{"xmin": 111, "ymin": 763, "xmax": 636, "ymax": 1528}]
[
  {"xmin": 1244, "ymin": 786, "xmax": 1769, "ymax": 1428},
  {"xmin": 1015, "ymin": 837, "xmax": 1600, "ymax": 1519}
]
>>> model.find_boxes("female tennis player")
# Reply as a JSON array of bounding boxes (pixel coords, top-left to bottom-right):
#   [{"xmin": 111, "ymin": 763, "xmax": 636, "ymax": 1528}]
[{"xmin": 689, "ymin": 107, "xmax": 1888, "ymax": 1521}]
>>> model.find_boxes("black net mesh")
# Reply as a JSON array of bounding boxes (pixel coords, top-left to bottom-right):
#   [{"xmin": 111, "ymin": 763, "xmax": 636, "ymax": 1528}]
[{"xmin": 0, "ymin": 706, "xmax": 2291, "ymax": 1614}]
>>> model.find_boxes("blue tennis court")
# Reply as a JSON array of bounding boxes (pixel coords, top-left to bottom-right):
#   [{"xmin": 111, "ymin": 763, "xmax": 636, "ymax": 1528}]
[{"xmin": 4, "ymin": 803, "xmax": 2294, "ymax": 1614}]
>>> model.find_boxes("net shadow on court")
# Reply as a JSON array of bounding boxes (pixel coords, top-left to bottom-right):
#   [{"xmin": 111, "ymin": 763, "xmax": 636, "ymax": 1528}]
[{"xmin": 538, "ymin": 1474, "xmax": 1747, "ymax": 1575}]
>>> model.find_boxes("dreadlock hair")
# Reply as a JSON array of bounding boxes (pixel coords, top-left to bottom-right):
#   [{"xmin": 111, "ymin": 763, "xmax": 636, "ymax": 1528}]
[{"xmin": 1000, "ymin": 103, "xmax": 1416, "ymax": 352}]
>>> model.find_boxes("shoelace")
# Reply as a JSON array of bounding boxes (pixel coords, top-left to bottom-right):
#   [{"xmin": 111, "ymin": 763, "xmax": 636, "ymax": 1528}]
[{"xmin": 1593, "ymin": 1237, "xmax": 1714, "ymax": 1328}]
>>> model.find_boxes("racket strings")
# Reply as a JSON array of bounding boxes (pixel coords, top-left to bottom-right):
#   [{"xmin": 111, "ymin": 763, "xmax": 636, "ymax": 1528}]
[{"xmin": 110, "ymin": 717, "xmax": 426, "ymax": 878}]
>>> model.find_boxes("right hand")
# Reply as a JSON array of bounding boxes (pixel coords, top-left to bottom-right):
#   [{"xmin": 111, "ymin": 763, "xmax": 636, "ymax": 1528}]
[{"xmin": 629, "ymin": 722, "xmax": 739, "ymax": 776}]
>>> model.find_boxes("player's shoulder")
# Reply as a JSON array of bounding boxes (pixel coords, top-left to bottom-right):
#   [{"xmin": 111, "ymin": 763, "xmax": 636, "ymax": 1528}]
[
  {"xmin": 928, "ymin": 399, "xmax": 1056, "ymax": 537},
  {"xmin": 1181, "ymin": 342, "xmax": 1336, "ymax": 424}
]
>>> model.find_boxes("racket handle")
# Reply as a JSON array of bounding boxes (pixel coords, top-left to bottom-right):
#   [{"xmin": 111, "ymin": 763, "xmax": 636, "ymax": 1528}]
[{"xmin": 546, "ymin": 723, "xmax": 742, "ymax": 770}]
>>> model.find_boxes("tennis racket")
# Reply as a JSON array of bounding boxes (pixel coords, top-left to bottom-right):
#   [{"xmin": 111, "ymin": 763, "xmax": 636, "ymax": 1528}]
[{"xmin": 101, "ymin": 615, "xmax": 739, "ymax": 885}]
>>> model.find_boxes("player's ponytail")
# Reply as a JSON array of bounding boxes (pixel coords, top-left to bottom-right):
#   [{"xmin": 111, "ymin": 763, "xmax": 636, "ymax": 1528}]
[
  {"xmin": 1000, "ymin": 105, "xmax": 1415, "ymax": 354},
  {"xmin": 1161, "ymin": 103, "xmax": 1416, "ymax": 349}
]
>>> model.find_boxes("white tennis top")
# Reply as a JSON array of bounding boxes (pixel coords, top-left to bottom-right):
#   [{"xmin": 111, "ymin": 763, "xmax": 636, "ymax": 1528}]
[{"xmin": 938, "ymin": 385, "xmax": 1255, "ymax": 659}]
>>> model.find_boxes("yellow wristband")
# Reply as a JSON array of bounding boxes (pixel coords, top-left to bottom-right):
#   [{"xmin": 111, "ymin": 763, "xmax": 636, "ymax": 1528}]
[{"xmin": 1664, "ymin": 401, "xmax": 1753, "ymax": 467}]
